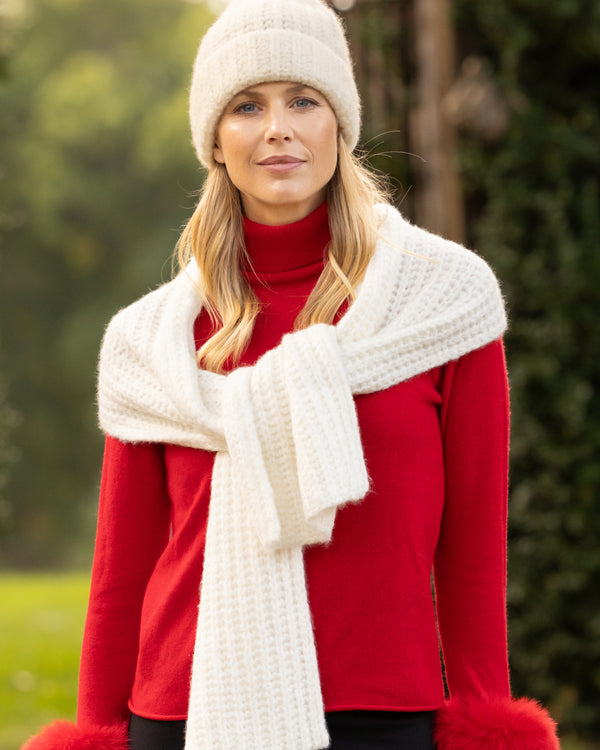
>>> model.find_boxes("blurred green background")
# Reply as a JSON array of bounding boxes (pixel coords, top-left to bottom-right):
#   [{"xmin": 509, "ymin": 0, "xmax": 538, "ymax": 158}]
[{"xmin": 1, "ymin": 0, "xmax": 599, "ymax": 748}]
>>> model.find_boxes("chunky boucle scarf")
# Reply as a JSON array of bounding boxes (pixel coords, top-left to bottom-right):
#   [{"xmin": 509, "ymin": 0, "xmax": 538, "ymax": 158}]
[{"xmin": 97, "ymin": 205, "xmax": 507, "ymax": 750}]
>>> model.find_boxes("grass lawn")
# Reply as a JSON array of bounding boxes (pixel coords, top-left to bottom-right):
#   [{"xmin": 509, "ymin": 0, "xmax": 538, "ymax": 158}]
[{"xmin": 0, "ymin": 572, "xmax": 89, "ymax": 750}]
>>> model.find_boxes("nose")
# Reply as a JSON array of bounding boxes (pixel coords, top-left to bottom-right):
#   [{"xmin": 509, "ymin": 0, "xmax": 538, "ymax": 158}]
[{"xmin": 264, "ymin": 105, "xmax": 293, "ymax": 143}]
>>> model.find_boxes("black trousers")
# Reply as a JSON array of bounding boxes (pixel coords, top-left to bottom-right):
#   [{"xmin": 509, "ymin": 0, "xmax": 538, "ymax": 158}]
[{"xmin": 128, "ymin": 710, "xmax": 436, "ymax": 749}]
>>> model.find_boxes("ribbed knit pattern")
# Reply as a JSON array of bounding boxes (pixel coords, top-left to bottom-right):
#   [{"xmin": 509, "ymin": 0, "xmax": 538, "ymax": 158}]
[
  {"xmin": 189, "ymin": 0, "xmax": 360, "ymax": 167},
  {"xmin": 97, "ymin": 204, "xmax": 507, "ymax": 750}
]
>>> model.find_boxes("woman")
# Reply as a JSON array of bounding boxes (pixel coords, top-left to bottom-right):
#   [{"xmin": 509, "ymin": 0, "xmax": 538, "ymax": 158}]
[{"xmin": 24, "ymin": 1, "xmax": 560, "ymax": 749}]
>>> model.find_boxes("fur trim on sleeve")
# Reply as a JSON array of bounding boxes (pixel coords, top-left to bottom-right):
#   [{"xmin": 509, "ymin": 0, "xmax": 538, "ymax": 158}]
[
  {"xmin": 21, "ymin": 720, "xmax": 129, "ymax": 750},
  {"xmin": 434, "ymin": 695, "xmax": 560, "ymax": 750}
]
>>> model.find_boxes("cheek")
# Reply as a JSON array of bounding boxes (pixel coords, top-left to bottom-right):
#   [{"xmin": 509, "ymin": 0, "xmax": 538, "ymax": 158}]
[
  {"xmin": 218, "ymin": 124, "xmax": 253, "ymax": 169},
  {"xmin": 314, "ymin": 120, "xmax": 339, "ymax": 176}
]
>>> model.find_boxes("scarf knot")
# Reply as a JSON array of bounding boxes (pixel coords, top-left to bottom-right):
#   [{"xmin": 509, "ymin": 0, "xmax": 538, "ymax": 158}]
[{"xmin": 222, "ymin": 323, "xmax": 369, "ymax": 552}]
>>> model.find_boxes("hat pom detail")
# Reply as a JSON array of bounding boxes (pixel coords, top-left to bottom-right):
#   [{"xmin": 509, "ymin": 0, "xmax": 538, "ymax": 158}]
[
  {"xmin": 435, "ymin": 695, "xmax": 560, "ymax": 750},
  {"xmin": 21, "ymin": 720, "xmax": 129, "ymax": 750}
]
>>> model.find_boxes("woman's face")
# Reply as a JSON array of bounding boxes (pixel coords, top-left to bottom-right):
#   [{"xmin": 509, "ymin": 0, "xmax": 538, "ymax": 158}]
[{"xmin": 213, "ymin": 81, "xmax": 339, "ymax": 225}]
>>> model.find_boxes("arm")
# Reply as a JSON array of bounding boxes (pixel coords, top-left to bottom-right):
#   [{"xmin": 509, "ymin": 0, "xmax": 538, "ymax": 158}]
[
  {"xmin": 23, "ymin": 436, "xmax": 170, "ymax": 749},
  {"xmin": 434, "ymin": 337, "xmax": 510, "ymax": 698},
  {"xmin": 77, "ymin": 436, "xmax": 171, "ymax": 727},
  {"xmin": 433, "ymin": 339, "xmax": 559, "ymax": 749}
]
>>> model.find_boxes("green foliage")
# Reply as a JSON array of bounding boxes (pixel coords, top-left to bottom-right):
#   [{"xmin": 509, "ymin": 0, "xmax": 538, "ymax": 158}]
[
  {"xmin": 0, "ymin": 0, "xmax": 213, "ymax": 566},
  {"xmin": 0, "ymin": 379, "xmax": 21, "ymax": 524},
  {"xmin": 454, "ymin": 0, "xmax": 600, "ymax": 736},
  {"xmin": 0, "ymin": 572, "xmax": 89, "ymax": 749}
]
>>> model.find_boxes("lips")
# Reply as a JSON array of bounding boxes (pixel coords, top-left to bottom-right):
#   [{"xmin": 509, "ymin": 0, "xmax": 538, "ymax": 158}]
[
  {"xmin": 258, "ymin": 155, "xmax": 305, "ymax": 165},
  {"xmin": 257, "ymin": 155, "xmax": 306, "ymax": 174}
]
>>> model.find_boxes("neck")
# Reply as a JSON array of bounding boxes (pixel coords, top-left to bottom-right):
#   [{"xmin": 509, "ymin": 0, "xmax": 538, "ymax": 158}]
[
  {"xmin": 240, "ymin": 189, "xmax": 328, "ymax": 227},
  {"xmin": 242, "ymin": 202, "xmax": 331, "ymax": 275}
]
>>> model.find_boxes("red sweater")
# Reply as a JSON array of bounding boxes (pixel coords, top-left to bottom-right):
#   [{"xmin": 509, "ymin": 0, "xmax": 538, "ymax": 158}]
[{"xmin": 78, "ymin": 203, "xmax": 510, "ymax": 727}]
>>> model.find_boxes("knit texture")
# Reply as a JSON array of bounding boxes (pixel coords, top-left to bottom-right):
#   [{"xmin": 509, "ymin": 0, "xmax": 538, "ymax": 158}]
[
  {"xmin": 97, "ymin": 204, "xmax": 507, "ymax": 750},
  {"xmin": 189, "ymin": 0, "xmax": 360, "ymax": 167}
]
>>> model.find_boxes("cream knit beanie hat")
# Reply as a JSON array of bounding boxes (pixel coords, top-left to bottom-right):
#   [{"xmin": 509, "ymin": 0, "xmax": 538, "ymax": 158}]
[{"xmin": 189, "ymin": 0, "xmax": 361, "ymax": 168}]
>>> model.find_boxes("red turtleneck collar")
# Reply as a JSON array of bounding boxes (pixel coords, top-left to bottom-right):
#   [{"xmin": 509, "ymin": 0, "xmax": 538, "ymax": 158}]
[{"xmin": 242, "ymin": 202, "xmax": 330, "ymax": 275}]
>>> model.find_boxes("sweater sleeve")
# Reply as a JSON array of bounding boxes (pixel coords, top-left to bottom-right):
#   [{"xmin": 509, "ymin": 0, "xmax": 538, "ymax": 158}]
[
  {"xmin": 76, "ymin": 435, "xmax": 171, "ymax": 729},
  {"xmin": 433, "ymin": 340, "xmax": 560, "ymax": 749},
  {"xmin": 434, "ymin": 338, "xmax": 510, "ymax": 699}
]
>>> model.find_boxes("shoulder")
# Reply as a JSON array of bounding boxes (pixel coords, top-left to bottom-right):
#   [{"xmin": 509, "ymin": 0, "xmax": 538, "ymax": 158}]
[
  {"xmin": 97, "ymin": 281, "xmax": 176, "ymax": 413},
  {"xmin": 96, "ymin": 270, "xmax": 201, "ymax": 441},
  {"xmin": 100, "ymin": 268, "xmax": 199, "ymax": 362},
  {"xmin": 344, "ymin": 204, "xmax": 508, "ymax": 356},
  {"xmin": 372, "ymin": 203, "xmax": 506, "ymax": 330},
  {"xmin": 103, "ymin": 276, "xmax": 179, "ymax": 343},
  {"xmin": 375, "ymin": 203, "xmax": 499, "ymax": 280}
]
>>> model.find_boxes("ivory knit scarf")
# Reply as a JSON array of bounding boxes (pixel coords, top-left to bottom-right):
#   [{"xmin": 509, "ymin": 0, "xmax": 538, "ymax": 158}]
[{"xmin": 98, "ymin": 204, "xmax": 507, "ymax": 750}]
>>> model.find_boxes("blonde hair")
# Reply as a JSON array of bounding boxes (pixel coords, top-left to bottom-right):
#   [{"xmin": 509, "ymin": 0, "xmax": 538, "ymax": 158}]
[{"xmin": 176, "ymin": 135, "xmax": 389, "ymax": 373}]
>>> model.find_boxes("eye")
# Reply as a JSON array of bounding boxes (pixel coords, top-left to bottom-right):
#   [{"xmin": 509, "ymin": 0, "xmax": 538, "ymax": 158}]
[
  {"xmin": 293, "ymin": 97, "xmax": 318, "ymax": 109},
  {"xmin": 234, "ymin": 101, "xmax": 258, "ymax": 114}
]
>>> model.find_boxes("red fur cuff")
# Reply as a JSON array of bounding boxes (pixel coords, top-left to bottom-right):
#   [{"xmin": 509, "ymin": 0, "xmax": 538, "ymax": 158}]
[
  {"xmin": 21, "ymin": 720, "xmax": 129, "ymax": 750},
  {"xmin": 435, "ymin": 695, "xmax": 560, "ymax": 750}
]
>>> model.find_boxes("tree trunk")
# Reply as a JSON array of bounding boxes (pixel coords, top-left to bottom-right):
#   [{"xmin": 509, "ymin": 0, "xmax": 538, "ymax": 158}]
[{"xmin": 410, "ymin": 0, "xmax": 465, "ymax": 243}]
